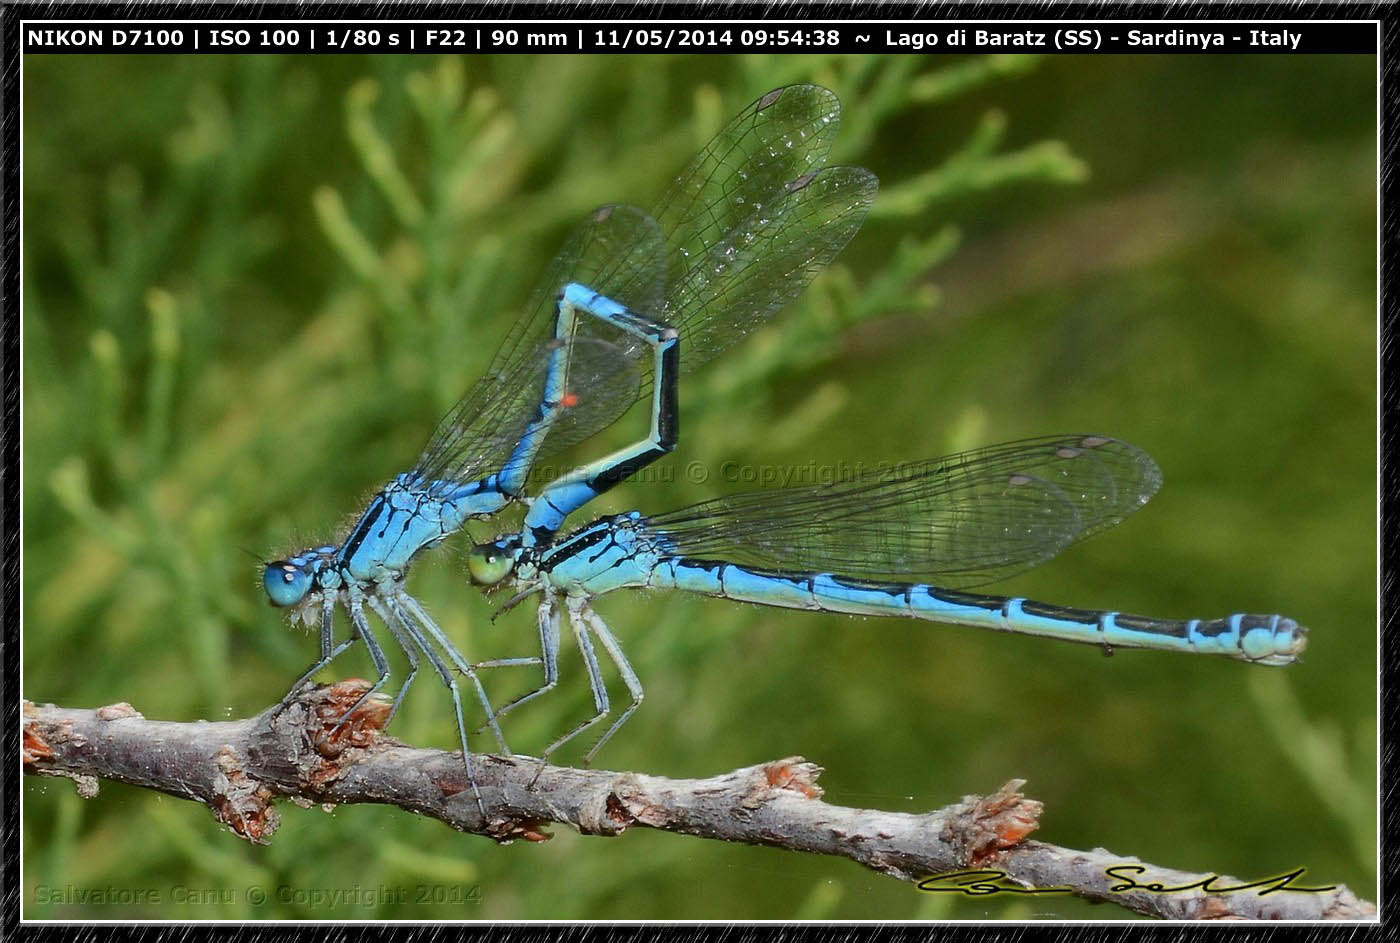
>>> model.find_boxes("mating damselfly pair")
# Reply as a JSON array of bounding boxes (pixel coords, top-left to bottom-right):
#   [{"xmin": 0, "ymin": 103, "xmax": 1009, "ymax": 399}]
[{"xmin": 263, "ymin": 86, "xmax": 1305, "ymax": 811}]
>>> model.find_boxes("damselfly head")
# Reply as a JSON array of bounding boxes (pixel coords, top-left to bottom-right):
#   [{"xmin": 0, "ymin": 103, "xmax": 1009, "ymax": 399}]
[
  {"xmin": 264, "ymin": 557, "xmax": 314, "ymax": 607},
  {"xmin": 467, "ymin": 540, "xmax": 515, "ymax": 587}
]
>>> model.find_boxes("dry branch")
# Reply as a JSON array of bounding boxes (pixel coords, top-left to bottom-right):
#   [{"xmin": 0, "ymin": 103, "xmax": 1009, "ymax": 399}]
[{"xmin": 22, "ymin": 680, "xmax": 1374, "ymax": 921}]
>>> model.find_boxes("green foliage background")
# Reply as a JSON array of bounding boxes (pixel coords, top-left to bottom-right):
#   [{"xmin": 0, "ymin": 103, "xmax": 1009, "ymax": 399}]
[{"xmin": 23, "ymin": 53, "xmax": 1375, "ymax": 920}]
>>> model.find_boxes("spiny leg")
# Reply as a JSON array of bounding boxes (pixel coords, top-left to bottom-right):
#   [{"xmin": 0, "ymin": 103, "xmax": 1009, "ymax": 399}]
[
  {"xmin": 531, "ymin": 596, "xmax": 611, "ymax": 785},
  {"xmin": 329, "ymin": 592, "xmax": 392, "ymax": 736},
  {"xmin": 365, "ymin": 596, "xmax": 420, "ymax": 728},
  {"xmin": 384, "ymin": 593, "xmax": 487, "ymax": 818},
  {"xmin": 477, "ymin": 597, "xmax": 562, "ymax": 732},
  {"xmin": 278, "ymin": 593, "xmax": 355, "ymax": 711},
  {"xmin": 577, "ymin": 604, "xmax": 644, "ymax": 766},
  {"xmin": 466, "ymin": 661, "xmax": 546, "ymax": 736},
  {"xmin": 394, "ymin": 590, "xmax": 509, "ymax": 755}
]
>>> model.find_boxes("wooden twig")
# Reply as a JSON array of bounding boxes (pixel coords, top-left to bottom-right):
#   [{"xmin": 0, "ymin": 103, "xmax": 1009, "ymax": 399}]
[{"xmin": 22, "ymin": 681, "xmax": 1374, "ymax": 921}]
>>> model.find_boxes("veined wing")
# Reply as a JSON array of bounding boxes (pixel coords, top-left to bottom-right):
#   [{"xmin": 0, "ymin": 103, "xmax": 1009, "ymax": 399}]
[
  {"xmin": 664, "ymin": 163, "xmax": 876, "ymax": 369},
  {"xmin": 642, "ymin": 436, "xmax": 1164, "ymax": 589},
  {"xmin": 414, "ymin": 205, "xmax": 662, "ymax": 489},
  {"xmin": 650, "ymin": 85, "xmax": 875, "ymax": 368},
  {"xmin": 413, "ymin": 335, "xmax": 643, "ymax": 498},
  {"xmin": 414, "ymin": 85, "xmax": 875, "ymax": 491}
]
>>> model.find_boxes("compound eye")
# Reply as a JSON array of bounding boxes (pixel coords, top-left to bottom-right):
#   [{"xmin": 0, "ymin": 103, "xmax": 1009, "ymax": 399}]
[
  {"xmin": 264, "ymin": 560, "xmax": 313, "ymax": 607},
  {"xmin": 467, "ymin": 543, "xmax": 513, "ymax": 586}
]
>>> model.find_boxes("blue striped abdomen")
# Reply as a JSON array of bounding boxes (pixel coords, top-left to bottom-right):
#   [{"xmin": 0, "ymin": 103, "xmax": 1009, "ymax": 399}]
[{"xmin": 647, "ymin": 558, "xmax": 1305, "ymax": 665}]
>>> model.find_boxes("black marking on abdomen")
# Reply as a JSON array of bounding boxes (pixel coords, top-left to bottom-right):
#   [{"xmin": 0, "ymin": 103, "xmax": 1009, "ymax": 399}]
[
  {"xmin": 1111, "ymin": 612, "xmax": 1190, "ymax": 638},
  {"xmin": 657, "ymin": 340, "xmax": 679, "ymax": 449},
  {"xmin": 928, "ymin": 588, "xmax": 1008, "ymax": 612},
  {"xmin": 1018, "ymin": 599, "xmax": 1103, "ymax": 626},
  {"xmin": 669, "ymin": 564, "xmax": 960, "ymax": 609},
  {"xmin": 826, "ymin": 573, "xmax": 887, "ymax": 591},
  {"xmin": 588, "ymin": 447, "xmax": 666, "ymax": 491}
]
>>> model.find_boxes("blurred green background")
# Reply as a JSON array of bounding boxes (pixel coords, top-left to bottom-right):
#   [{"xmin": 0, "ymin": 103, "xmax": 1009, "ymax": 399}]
[{"xmin": 23, "ymin": 53, "xmax": 1375, "ymax": 920}]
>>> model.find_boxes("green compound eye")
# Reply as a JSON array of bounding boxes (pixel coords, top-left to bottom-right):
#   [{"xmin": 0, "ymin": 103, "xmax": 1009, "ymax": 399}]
[{"xmin": 467, "ymin": 543, "xmax": 514, "ymax": 586}]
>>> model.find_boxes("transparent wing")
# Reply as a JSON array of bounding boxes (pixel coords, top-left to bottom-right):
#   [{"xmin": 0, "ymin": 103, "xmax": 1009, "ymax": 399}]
[
  {"xmin": 413, "ymin": 205, "xmax": 663, "ymax": 488},
  {"xmin": 649, "ymin": 85, "xmax": 875, "ymax": 369},
  {"xmin": 413, "ymin": 336, "xmax": 643, "ymax": 496},
  {"xmin": 414, "ymin": 85, "xmax": 876, "ymax": 490},
  {"xmin": 666, "ymin": 164, "xmax": 877, "ymax": 369},
  {"xmin": 642, "ymin": 436, "xmax": 1164, "ymax": 588},
  {"xmin": 653, "ymin": 85, "xmax": 844, "ymax": 273}
]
